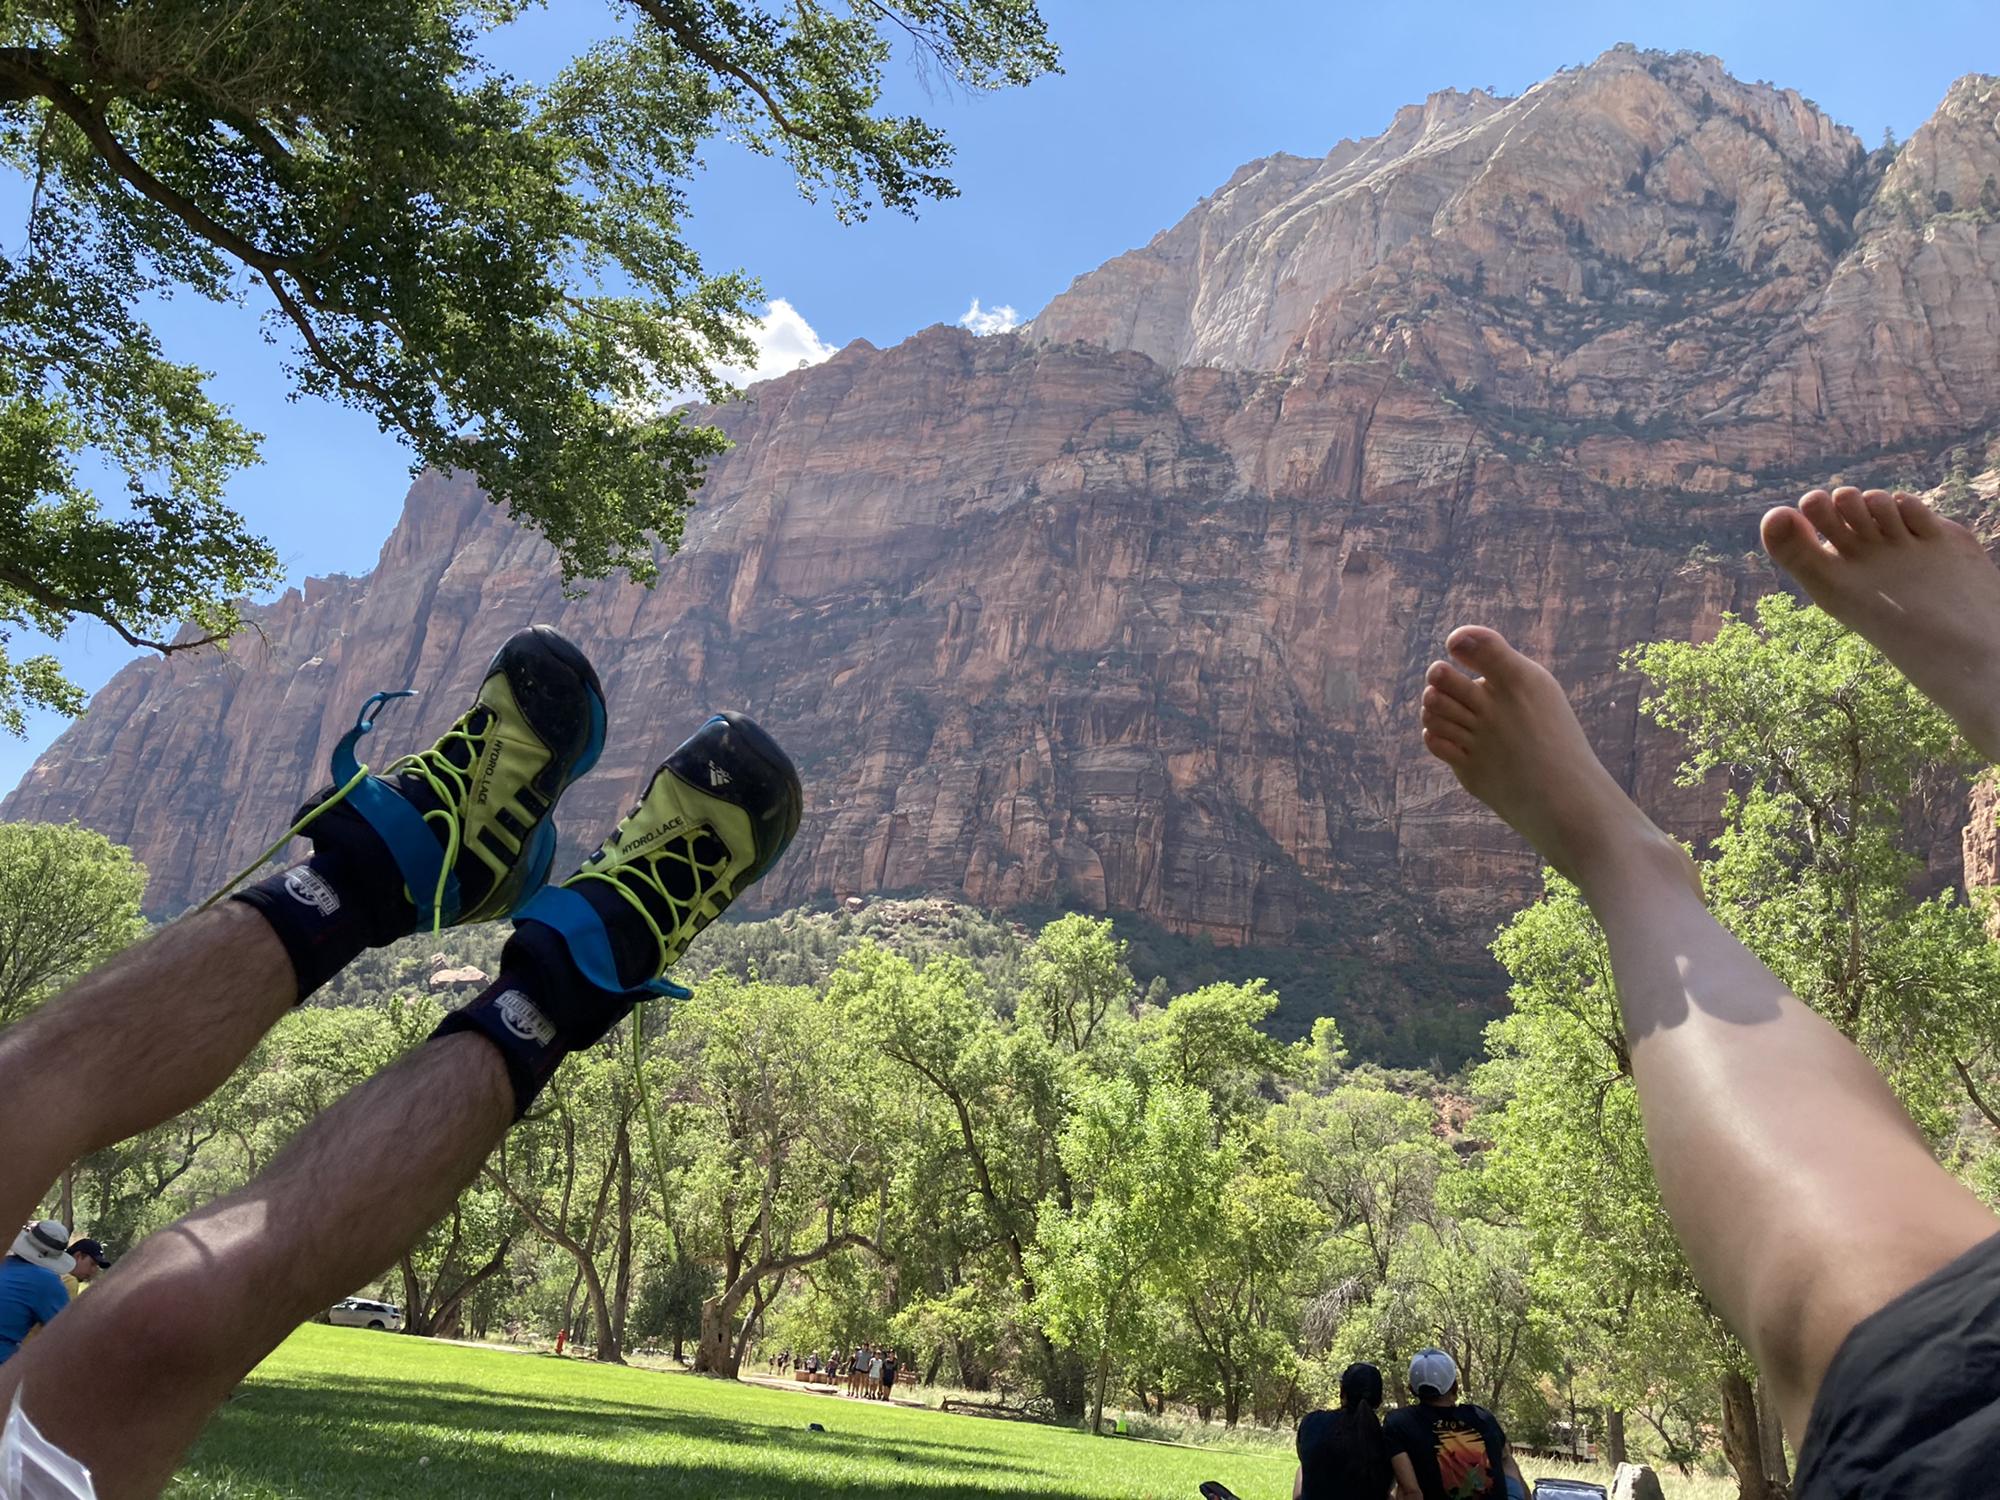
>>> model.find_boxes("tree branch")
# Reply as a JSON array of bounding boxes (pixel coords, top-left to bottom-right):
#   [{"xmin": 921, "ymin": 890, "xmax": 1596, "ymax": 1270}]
[
  {"xmin": 0, "ymin": 561, "xmax": 224, "ymax": 654},
  {"xmin": 258, "ymin": 270, "xmax": 432, "ymax": 432},
  {"xmin": 487, "ymin": 1164, "xmax": 588, "ymax": 1260},
  {"xmin": 429, "ymin": 1236, "xmax": 512, "ymax": 1335},
  {"xmin": 719, "ymin": 1226, "xmax": 881, "ymax": 1309},
  {"xmin": 1955, "ymin": 1056, "xmax": 2000, "ymax": 1133},
  {"xmin": 0, "ymin": 52, "xmax": 305, "ymax": 275},
  {"xmin": 625, "ymin": 0, "xmax": 826, "ymax": 145}
]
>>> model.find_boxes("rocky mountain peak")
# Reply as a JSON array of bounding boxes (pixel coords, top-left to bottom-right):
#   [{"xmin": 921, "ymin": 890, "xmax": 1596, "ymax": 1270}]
[
  {"xmin": 1861, "ymin": 72, "xmax": 2000, "ymax": 232},
  {"xmin": 1030, "ymin": 45, "xmax": 1870, "ymax": 373}
]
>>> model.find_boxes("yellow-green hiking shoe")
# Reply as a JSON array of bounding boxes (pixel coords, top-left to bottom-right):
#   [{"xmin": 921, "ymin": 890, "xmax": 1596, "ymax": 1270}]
[
  {"xmin": 437, "ymin": 712, "xmax": 801, "ymax": 1115},
  {"xmin": 520, "ymin": 712, "xmax": 802, "ymax": 994},
  {"xmin": 293, "ymin": 625, "xmax": 606, "ymax": 931}
]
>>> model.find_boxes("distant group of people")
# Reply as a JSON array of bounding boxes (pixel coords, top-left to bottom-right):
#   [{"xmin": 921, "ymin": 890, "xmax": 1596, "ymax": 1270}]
[
  {"xmin": 1292, "ymin": 1349, "xmax": 1525, "ymax": 1500},
  {"xmin": 0, "ymin": 1221, "xmax": 112, "ymax": 1366},
  {"xmin": 774, "ymin": 1343, "xmax": 904, "ymax": 1400}
]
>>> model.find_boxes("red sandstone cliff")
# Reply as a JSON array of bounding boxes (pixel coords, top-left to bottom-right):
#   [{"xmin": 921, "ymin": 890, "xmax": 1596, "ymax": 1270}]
[{"xmin": 8, "ymin": 49, "xmax": 2000, "ymax": 1051}]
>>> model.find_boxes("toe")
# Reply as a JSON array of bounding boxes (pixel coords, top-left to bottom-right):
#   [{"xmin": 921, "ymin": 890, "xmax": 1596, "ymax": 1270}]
[
  {"xmin": 1760, "ymin": 505, "xmax": 1831, "ymax": 568},
  {"xmin": 1894, "ymin": 491, "xmax": 1943, "ymax": 539},
  {"xmin": 1422, "ymin": 726, "xmax": 1471, "ymax": 766},
  {"xmin": 1422, "ymin": 685, "xmax": 1480, "ymax": 732},
  {"xmin": 1798, "ymin": 489, "xmax": 1858, "ymax": 551},
  {"xmin": 1861, "ymin": 489, "xmax": 1907, "ymax": 541},
  {"xmin": 1426, "ymin": 659, "xmax": 1484, "ymax": 708},
  {"xmin": 1445, "ymin": 625, "xmax": 1515, "ymax": 680},
  {"xmin": 1832, "ymin": 486, "xmax": 1880, "ymax": 544}
]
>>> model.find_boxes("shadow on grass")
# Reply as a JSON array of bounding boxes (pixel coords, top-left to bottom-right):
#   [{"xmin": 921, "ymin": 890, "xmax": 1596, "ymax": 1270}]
[{"xmin": 183, "ymin": 1372, "xmax": 1089, "ymax": 1499}]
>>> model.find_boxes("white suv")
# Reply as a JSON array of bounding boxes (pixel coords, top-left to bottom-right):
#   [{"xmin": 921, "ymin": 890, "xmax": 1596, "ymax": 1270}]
[{"xmin": 328, "ymin": 1297, "xmax": 404, "ymax": 1331}]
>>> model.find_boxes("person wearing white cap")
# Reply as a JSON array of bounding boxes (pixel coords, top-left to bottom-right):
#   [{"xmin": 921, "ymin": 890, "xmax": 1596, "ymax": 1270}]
[
  {"xmin": 0, "ymin": 1221, "xmax": 75, "ymax": 1366},
  {"xmin": 1381, "ymin": 1347, "xmax": 1524, "ymax": 1500}
]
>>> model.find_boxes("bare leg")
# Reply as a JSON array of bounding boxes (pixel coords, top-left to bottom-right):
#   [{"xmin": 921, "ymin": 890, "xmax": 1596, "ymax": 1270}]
[
  {"xmin": 0, "ymin": 1031, "xmax": 511, "ymax": 1499},
  {"xmin": 1761, "ymin": 486, "xmax": 2000, "ymax": 761},
  {"xmin": 0, "ymin": 903, "xmax": 296, "ymax": 1230},
  {"xmin": 1421, "ymin": 627, "xmax": 1999, "ymax": 1440}
]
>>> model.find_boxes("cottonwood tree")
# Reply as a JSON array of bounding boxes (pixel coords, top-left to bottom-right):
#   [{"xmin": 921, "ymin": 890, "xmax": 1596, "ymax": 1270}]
[
  {"xmin": 0, "ymin": 820, "xmax": 147, "ymax": 1026},
  {"xmin": 631, "ymin": 1251, "xmax": 713, "ymax": 1362},
  {"xmin": 489, "ymin": 1045, "xmax": 643, "ymax": 1363},
  {"xmin": 834, "ymin": 917, "xmax": 1140, "ymax": 1412},
  {"xmin": 664, "ymin": 975, "xmax": 892, "ymax": 1377},
  {"xmin": 1163, "ymin": 1145, "xmax": 1323, "ymax": 1427},
  {"xmin": 1272, "ymin": 1081, "xmax": 1450, "ymax": 1292},
  {"xmin": 1029, "ymin": 1076, "xmax": 1222, "ymax": 1436},
  {"xmin": 0, "ymin": 0, "xmax": 1059, "ymax": 726},
  {"xmin": 1136, "ymin": 977, "xmax": 1297, "ymax": 1130},
  {"xmin": 395, "ymin": 1180, "xmax": 515, "ymax": 1340},
  {"xmin": 1634, "ymin": 595, "xmax": 2000, "ymax": 1133}
]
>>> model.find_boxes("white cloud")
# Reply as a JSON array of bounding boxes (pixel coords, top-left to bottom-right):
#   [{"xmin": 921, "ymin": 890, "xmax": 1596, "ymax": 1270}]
[
  {"xmin": 714, "ymin": 297, "xmax": 839, "ymax": 388},
  {"xmin": 957, "ymin": 298, "xmax": 1020, "ymax": 336}
]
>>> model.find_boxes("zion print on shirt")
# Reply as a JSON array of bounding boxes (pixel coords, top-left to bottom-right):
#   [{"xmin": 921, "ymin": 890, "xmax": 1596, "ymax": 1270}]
[{"xmin": 1433, "ymin": 1415, "xmax": 1495, "ymax": 1498}]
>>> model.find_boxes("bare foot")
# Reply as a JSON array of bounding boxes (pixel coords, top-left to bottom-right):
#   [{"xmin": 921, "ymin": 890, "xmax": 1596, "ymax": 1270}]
[
  {"xmin": 1761, "ymin": 487, "xmax": 2000, "ymax": 762},
  {"xmin": 1421, "ymin": 626, "xmax": 1700, "ymax": 899}
]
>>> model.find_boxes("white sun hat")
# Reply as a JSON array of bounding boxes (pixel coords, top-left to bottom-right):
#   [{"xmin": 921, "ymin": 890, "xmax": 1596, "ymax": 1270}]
[{"xmin": 8, "ymin": 1220, "xmax": 71, "ymax": 1270}]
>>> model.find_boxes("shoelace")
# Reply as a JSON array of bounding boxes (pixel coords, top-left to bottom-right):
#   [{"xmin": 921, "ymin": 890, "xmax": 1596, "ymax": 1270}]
[
  {"xmin": 387, "ymin": 704, "xmax": 499, "ymax": 923},
  {"xmin": 567, "ymin": 826, "xmax": 734, "ymax": 980},
  {"xmin": 199, "ymin": 690, "xmax": 518, "ymax": 933},
  {"xmin": 198, "ymin": 690, "xmax": 417, "ymax": 915}
]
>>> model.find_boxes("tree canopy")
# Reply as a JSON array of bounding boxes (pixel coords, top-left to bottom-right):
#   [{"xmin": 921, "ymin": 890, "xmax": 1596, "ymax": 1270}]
[
  {"xmin": 0, "ymin": 818, "xmax": 147, "ymax": 1025},
  {"xmin": 0, "ymin": 0, "xmax": 1059, "ymax": 728}
]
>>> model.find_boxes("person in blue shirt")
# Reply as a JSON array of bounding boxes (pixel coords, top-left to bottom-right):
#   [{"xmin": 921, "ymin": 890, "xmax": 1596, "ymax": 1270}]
[{"xmin": 0, "ymin": 1221, "xmax": 75, "ymax": 1364}]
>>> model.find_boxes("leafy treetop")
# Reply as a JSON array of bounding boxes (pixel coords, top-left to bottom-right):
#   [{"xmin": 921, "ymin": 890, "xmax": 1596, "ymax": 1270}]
[{"xmin": 0, "ymin": 0, "xmax": 1059, "ymax": 728}]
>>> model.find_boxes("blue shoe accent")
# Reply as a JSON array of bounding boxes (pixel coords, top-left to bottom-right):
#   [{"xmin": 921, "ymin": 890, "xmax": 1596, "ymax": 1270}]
[
  {"xmin": 514, "ymin": 884, "xmax": 692, "ymax": 1000},
  {"xmin": 508, "ymin": 818, "xmax": 559, "ymax": 919},
  {"xmin": 329, "ymin": 690, "xmax": 464, "ymax": 930},
  {"xmin": 576, "ymin": 693, "xmax": 607, "ymax": 781}
]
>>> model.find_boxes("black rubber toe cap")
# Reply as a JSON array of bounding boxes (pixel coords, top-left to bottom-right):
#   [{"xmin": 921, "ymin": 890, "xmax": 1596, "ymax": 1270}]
[{"xmin": 664, "ymin": 712, "xmax": 803, "ymax": 879}]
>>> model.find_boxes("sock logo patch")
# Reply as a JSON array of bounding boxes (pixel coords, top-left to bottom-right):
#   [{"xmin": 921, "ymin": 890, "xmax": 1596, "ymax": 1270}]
[
  {"xmin": 494, "ymin": 989, "xmax": 557, "ymax": 1046},
  {"xmin": 283, "ymin": 866, "xmax": 342, "ymax": 915}
]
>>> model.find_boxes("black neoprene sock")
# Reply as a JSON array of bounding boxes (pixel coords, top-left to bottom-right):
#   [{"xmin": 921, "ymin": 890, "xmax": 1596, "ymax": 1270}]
[
  {"xmin": 432, "ymin": 909, "xmax": 646, "ymax": 1118},
  {"xmin": 233, "ymin": 807, "xmax": 420, "ymax": 1001}
]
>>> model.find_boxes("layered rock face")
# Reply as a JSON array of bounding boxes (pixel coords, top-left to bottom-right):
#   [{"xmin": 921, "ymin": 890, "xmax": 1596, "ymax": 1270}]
[
  {"xmin": 1969, "ymin": 778, "xmax": 2000, "ymax": 940},
  {"xmin": 10, "ymin": 48, "xmax": 2000, "ymax": 1053}
]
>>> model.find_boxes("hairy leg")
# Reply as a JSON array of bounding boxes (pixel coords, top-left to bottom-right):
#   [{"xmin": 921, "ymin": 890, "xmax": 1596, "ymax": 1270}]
[
  {"xmin": 0, "ymin": 903, "xmax": 296, "ymax": 1230},
  {"xmin": 1761, "ymin": 486, "xmax": 2000, "ymax": 761},
  {"xmin": 1422, "ymin": 627, "xmax": 1999, "ymax": 1440},
  {"xmin": 0, "ymin": 1031, "xmax": 511, "ymax": 1499}
]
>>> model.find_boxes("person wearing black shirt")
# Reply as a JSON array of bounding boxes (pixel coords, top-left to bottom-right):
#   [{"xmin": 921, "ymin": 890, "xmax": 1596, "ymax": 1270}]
[
  {"xmin": 1382, "ymin": 1349, "xmax": 1523, "ymax": 1500},
  {"xmin": 1295, "ymin": 1361, "xmax": 1394, "ymax": 1499}
]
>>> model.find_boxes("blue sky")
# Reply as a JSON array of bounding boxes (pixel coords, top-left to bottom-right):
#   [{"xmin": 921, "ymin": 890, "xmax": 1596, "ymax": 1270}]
[{"xmin": 4, "ymin": 0, "xmax": 1995, "ymax": 790}]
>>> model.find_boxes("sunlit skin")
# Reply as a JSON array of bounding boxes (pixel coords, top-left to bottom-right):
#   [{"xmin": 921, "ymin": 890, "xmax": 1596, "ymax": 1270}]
[
  {"xmin": 0, "ymin": 1034, "xmax": 513, "ymax": 1499},
  {"xmin": 1759, "ymin": 485, "xmax": 2000, "ymax": 761},
  {"xmin": 0, "ymin": 903, "xmax": 296, "ymax": 1236},
  {"xmin": 1420, "ymin": 613, "xmax": 1998, "ymax": 1442}
]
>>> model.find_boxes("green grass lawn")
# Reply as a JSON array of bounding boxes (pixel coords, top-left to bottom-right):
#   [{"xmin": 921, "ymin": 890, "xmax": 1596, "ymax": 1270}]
[
  {"xmin": 168, "ymin": 1326, "xmax": 1736, "ymax": 1498},
  {"xmin": 167, "ymin": 1324, "xmax": 1297, "ymax": 1499}
]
